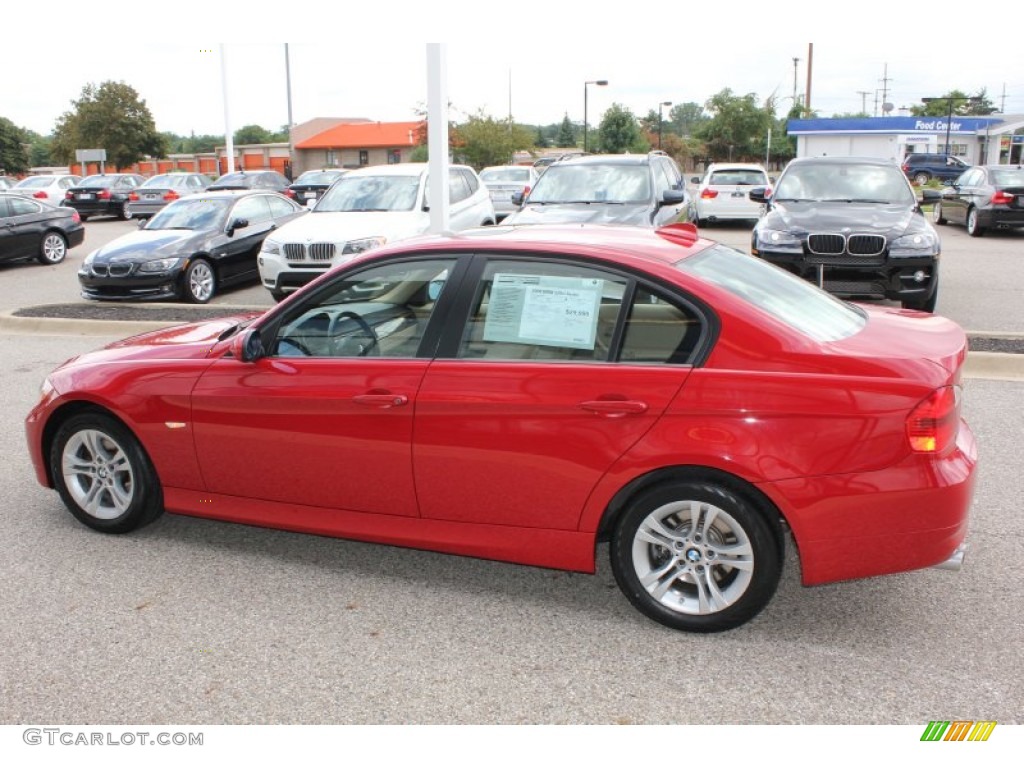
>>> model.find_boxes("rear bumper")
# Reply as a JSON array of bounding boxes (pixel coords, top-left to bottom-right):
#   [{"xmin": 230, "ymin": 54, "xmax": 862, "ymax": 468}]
[{"xmin": 761, "ymin": 419, "xmax": 977, "ymax": 586}]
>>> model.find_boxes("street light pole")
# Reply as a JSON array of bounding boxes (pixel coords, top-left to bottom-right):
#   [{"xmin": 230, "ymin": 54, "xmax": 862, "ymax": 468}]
[
  {"xmin": 583, "ymin": 80, "xmax": 608, "ymax": 153},
  {"xmin": 658, "ymin": 100, "xmax": 672, "ymax": 150}
]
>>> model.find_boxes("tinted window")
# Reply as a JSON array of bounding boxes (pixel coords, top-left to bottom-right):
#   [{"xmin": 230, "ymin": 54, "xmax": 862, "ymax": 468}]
[
  {"xmin": 231, "ymin": 195, "xmax": 273, "ymax": 224},
  {"xmin": 449, "ymin": 170, "xmax": 471, "ymax": 204},
  {"xmin": 775, "ymin": 162, "xmax": 914, "ymax": 204},
  {"xmin": 267, "ymin": 195, "xmax": 299, "ymax": 218},
  {"xmin": 80, "ymin": 176, "xmax": 114, "ymax": 188},
  {"xmin": 619, "ymin": 286, "xmax": 704, "ymax": 364},
  {"xmin": 9, "ymin": 197, "xmax": 42, "ymax": 215},
  {"xmin": 990, "ymin": 168, "xmax": 1024, "ymax": 186}
]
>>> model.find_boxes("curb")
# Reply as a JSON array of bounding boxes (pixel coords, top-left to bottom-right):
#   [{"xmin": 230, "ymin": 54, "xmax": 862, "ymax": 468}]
[{"xmin": 2, "ymin": 308, "xmax": 1023, "ymax": 382}]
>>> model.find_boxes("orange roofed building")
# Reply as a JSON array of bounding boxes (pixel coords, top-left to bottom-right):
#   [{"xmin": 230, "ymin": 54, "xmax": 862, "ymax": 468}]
[{"xmin": 292, "ymin": 119, "xmax": 425, "ymax": 176}]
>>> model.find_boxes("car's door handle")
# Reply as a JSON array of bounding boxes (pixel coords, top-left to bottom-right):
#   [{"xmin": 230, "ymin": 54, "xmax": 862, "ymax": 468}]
[
  {"xmin": 353, "ymin": 393, "xmax": 409, "ymax": 408},
  {"xmin": 578, "ymin": 399, "xmax": 649, "ymax": 417}
]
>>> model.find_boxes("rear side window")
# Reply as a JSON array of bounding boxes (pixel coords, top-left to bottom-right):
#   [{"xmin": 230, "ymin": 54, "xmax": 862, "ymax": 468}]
[
  {"xmin": 679, "ymin": 245, "xmax": 865, "ymax": 342},
  {"xmin": 457, "ymin": 259, "xmax": 704, "ymax": 364}
]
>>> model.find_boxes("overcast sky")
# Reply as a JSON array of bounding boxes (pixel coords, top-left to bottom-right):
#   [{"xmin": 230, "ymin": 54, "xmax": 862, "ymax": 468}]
[{"xmin": 7, "ymin": 3, "xmax": 1024, "ymax": 140}]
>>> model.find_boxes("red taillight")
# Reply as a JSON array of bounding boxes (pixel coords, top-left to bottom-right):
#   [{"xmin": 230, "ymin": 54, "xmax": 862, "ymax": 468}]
[
  {"xmin": 283, "ymin": 189, "xmax": 295, "ymax": 198},
  {"xmin": 97, "ymin": 189, "xmax": 111, "ymax": 200},
  {"xmin": 522, "ymin": 185, "xmax": 531, "ymax": 197},
  {"xmin": 163, "ymin": 190, "xmax": 180, "ymax": 201},
  {"xmin": 901, "ymin": 163, "xmax": 910, "ymax": 172},
  {"xmin": 991, "ymin": 190, "xmax": 1014, "ymax": 205},
  {"xmin": 128, "ymin": 192, "xmax": 139, "ymax": 201},
  {"xmin": 65, "ymin": 191, "xmax": 73, "ymax": 200},
  {"xmin": 33, "ymin": 191, "xmax": 48, "ymax": 199},
  {"xmin": 701, "ymin": 188, "xmax": 719, "ymax": 199},
  {"xmin": 71, "ymin": 211, "xmax": 81, "ymax": 224},
  {"xmin": 906, "ymin": 386, "xmax": 961, "ymax": 454}
]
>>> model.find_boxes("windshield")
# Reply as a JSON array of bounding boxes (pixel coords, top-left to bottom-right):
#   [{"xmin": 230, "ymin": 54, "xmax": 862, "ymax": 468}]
[
  {"xmin": 678, "ymin": 244, "xmax": 866, "ymax": 342},
  {"xmin": 314, "ymin": 174, "xmax": 420, "ymax": 213},
  {"xmin": 480, "ymin": 168, "xmax": 531, "ymax": 183},
  {"xmin": 527, "ymin": 163, "xmax": 651, "ymax": 204},
  {"xmin": 774, "ymin": 162, "xmax": 915, "ymax": 204},
  {"xmin": 146, "ymin": 198, "xmax": 230, "ymax": 230}
]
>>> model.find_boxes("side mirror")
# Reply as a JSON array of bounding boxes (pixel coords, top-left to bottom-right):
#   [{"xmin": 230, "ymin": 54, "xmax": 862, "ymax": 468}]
[
  {"xmin": 690, "ymin": 176, "xmax": 700, "ymax": 184},
  {"xmin": 511, "ymin": 191, "xmax": 525, "ymax": 206},
  {"xmin": 137, "ymin": 218, "xmax": 146, "ymax": 228},
  {"xmin": 748, "ymin": 187, "xmax": 770, "ymax": 204},
  {"xmin": 231, "ymin": 327, "xmax": 265, "ymax": 362},
  {"xmin": 661, "ymin": 189, "xmax": 687, "ymax": 206},
  {"xmin": 226, "ymin": 217, "xmax": 249, "ymax": 236},
  {"xmin": 920, "ymin": 189, "xmax": 942, "ymax": 202}
]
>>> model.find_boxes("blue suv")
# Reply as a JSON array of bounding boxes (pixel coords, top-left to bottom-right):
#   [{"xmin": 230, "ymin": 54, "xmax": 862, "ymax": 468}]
[{"xmin": 901, "ymin": 153, "xmax": 970, "ymax": 185}]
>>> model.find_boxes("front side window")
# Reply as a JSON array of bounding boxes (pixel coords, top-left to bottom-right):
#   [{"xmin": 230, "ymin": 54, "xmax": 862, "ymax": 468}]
[
  {"xmin": 231, "ymin": 195, "xmax": 273, "ymax": 224},
  {"xmin": 272, "ymin": 258, "xmax": 455, "ymax": 359}
]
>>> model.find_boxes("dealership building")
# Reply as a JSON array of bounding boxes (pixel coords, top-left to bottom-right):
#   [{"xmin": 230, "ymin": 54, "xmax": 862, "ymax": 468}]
[{"xmin": 787, "ymin": 115, "xmax": 1024, "ymax": 165}]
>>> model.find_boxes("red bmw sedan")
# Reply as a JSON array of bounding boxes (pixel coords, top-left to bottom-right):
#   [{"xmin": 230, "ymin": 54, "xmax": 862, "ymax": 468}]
[{"xmin": 25, "ymin": 223, "xmax": 977, "ymax": 632}]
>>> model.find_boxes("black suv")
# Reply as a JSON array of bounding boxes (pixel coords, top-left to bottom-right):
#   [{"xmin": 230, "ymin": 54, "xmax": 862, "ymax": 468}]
[
  {"xmin": 503, "ymin": 152, "xmax": 691, "ymax": 227},
  {"xmin": 901, "ymin": 153, "xmax": 970, "ymax": 185},
  {"xmin": 749, "ymin": 157, "xmax": 943, "ymax": 312}
]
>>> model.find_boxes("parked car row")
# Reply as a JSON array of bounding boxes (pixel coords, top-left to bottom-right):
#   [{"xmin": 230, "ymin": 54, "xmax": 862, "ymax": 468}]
[
  {"xmin": 0, "ymin": 191, "xmax": 84, "ymax": 266},
  {"xmin": 933, "ymin": 164, "xmax": 1024, "ymax": 237}
]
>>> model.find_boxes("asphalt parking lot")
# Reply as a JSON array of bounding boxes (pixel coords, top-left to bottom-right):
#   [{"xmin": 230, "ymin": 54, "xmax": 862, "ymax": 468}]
[{"xmin": 0, "ymin": 214, "xmax": 1022, "ymax": 726}]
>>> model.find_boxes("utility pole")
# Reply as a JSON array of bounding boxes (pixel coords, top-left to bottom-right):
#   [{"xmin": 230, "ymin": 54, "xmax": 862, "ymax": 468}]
[
  {"xmin": 792, "ymin": 57, "xmax": 800, "ymax": 108},
  {"xmin": 857, "ymin": 90, "xmax": 871, "ymax": 115},
  {"xmin": 879, "ymin": 63, "xmax": 894, "ymax": 114},
  {"xmin": 804, "ymin": 43, "xmax": 813, "ymax": 115}
]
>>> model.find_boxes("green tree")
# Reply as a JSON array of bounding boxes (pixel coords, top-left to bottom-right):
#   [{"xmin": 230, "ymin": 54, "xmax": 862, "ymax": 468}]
[
  {"xmin": 51, "ymin": 81, "xmax": 166, "ymax": 169},
  {"xmin": 911, "ymin": 89, "xmax": 998, "ymax": 117},
  {"xmin": 0, "ymin": 118, "xmax": 30, "ymax": 173},
  {"xmin": 696, "ymin": 89, "xmax": 774, "ymax": 162},
  {"xmin": 597, "ymin": 103, "xmax": 646, "ymax": 154},
  {"xmin": 234, "ymin": 124, "xmax": 275, "ymax": 144},
  {"xmin": 556, "ymin": 114, "xmax": 577, "ymax": 147},
  {"xmin": 669, "ymin": 102, "xmax": 708, "ymax": 137},
  {"xmin": 453, "ymin": 112, "xmax": 534, "ymax": 169}
]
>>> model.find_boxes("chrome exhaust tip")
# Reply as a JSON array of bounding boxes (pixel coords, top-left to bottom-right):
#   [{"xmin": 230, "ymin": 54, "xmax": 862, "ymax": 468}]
[{"xmin": 932, "ymin": 542, "xmax": 968, "ymax": 572}]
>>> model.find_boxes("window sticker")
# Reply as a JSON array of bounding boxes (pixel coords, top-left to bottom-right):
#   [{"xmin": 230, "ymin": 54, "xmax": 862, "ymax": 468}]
[{"xmin": 483, "ymin": 274, "xmax": 603, "ymax": 350}]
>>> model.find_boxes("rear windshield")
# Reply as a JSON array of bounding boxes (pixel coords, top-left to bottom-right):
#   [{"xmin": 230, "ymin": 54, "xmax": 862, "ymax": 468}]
[
  {"xmin": 480, "ymin": 168, "xmax": 532, "ymax": 183},
  {"xmin": 295, "ymin": 171, "xmax": 343, "ymax": 185},
  {"xmin": 991, "ymin": 169, "xmax": 1024, "ymax": 186},
  {"xmin": 678, "ymin": 244, "xmax": 866, "ymax": 342},
  {"xmin": 211, "ymin": 173, "xmax": 248, "ymax": 186},
  {"xmin": 708, "ymin": 170, "xmax": 768, "ymax": 186},
  {"xmin": 16, "ymin": 177, "xmax": 51, "ymax": 188},
  {"xmin": 80, "ymin": 176, "xmax": 114, "ymax": 188}
]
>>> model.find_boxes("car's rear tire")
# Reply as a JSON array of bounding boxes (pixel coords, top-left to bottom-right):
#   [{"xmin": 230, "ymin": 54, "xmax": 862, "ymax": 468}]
[
  {"xmin": 182, "ymin": 258, "xmax": 216, "ymax": 303},
  {"xmin": 119, "ymin": 202, "xmax": 132, "ymax": 220},
  {"xmin": 966, "ymin": 207, "xmax": 985, "ymax": 237},
  {"xmin": 932, "ymin": 202, "xmax": 947, "ymax": 225},
  {"xmin": 50, "ymin": 412, "xmax": 163, "ymax": 534},
  {"xmin": 913, "ymin": 172, "xmax": 931, "ymax": 185},
  {"xmin": 610, "ymin": 480, "xmax": 782, "ymax": 632},
  {"xmin": 37, "ymin": 232, "xmax": 68, "ymax": 265}
]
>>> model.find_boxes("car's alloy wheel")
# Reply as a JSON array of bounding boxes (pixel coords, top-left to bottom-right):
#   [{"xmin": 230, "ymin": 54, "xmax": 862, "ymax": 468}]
[
  {"xmin": 119, "ymin": 201, "xmax": 132, "ymax": 220},
  {"xmin": 50, "ymin": 412, "xmax": 163, "ymax": 534},
  {"xmin": 38, "ymin": 232, "xmax": 68, "ymax": 264},
  {"xmin": 932, "ymin": 202, "xmax": 947, "ymax": 225},
  {"xmin": 610, "ymin": 480, "xmax": 781, "ymax": 632},
  {"xmin": 914, "ymin": 172, "xmax": 930, "ymax": 185},
  {"xmin": 967, "ymin": 207, "xmax": 985, "ymax": 237},
  {"xmin": 183, "ymin": 259, "xmax": 216, "ymax": 303}
]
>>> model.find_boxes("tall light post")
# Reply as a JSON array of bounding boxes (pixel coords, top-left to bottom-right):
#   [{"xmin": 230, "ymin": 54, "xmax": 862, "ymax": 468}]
[
  {"xmin": 583, "ymin": 79, "xmax": 608, "ymax": 153},
  {"xmin": 922, "ymin": 95, "xmax": 982, "ymax": 158},
  {"xmin": 657, "ymin": 100, "xmax": 672, "ymax": 150}
]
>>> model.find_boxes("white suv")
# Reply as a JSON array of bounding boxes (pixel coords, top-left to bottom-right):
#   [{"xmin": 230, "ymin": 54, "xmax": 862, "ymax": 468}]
[
  {"xmin": 258, "ymin": 163, "xmax": 495, "ymax": 300},
  {"xmin": 690, "ymin": 163, "xmax": 771, "ymax": 225}
]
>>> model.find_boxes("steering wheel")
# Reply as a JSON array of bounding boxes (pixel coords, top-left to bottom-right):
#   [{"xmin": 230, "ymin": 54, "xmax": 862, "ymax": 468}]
[
  {"xmin": 275, "ymin": 337, "xmax": 314, "ymax": 356},
  {"xmin": 328, "ymin": 310, "xmax": 379, "ymax": 357}
]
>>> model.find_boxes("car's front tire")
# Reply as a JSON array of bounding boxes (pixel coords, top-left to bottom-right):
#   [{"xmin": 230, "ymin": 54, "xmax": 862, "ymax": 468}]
[
  {"xmin": 38, "ymin": 232, "xmax": 68, "ymax": 265},
  {"xmin": 932, "ymin": 202, "xmax": 947, "ymax": 225},
  {"xmin": 182, "ymin": 258, "xmax": 216, "ymax": 303},
  {"xmin": 50, "ymin": 412, "xmax": 163, "ymax": 534},
  {"xmin": 119, "ymin": 202, "xmax": 133, "ymax": 221},
  {"xmin": 610, "ymin": 480, "xmax": 782, "ymax": 632}
]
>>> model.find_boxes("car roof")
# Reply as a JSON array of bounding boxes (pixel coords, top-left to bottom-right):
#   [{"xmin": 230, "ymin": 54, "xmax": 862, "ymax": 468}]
[
  {"xmin": 362, "ymin": 223, "xmax": 713, "ymax": 269},
  {"xmin": 552, "ymin": 154, "xmax": 657, "ymax": 168},
  {"xmin": 178, "ymin": 189, "xmax": 276, "ymax": 201},
  {"xmin": 343, "ymin": 163, "xmax": 475, "ymax": 178},
  {"xmin": 785, "ymin": 156, "xmax": 901, "ymax": 168}
]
